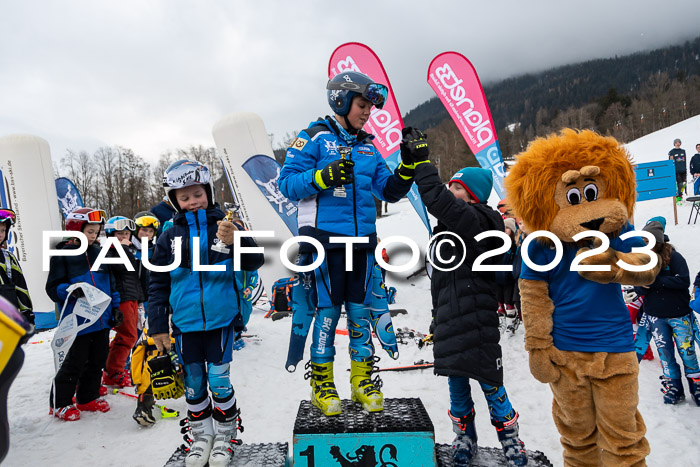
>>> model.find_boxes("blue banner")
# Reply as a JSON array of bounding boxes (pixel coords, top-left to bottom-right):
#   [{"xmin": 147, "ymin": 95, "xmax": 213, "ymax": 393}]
[
  {"xmin": 385, "ymin": 151, "xmax": 432, "ymax": 234},
  {"xmin": 474, "ymin": 141, "xmax": 507, "ymax": 199},
  {"xmin": 241, "ymin": 154, "xmax": 299, "ymax": 236},
  {"xmin": 55, "ymin": 177, "xmax": 84, "ymax": 219}
]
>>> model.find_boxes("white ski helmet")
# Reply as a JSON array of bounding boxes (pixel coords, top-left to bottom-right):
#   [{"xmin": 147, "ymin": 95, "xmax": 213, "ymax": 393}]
[{"xmin": 162, "ymin": 159, "xmax": 214, "ymax": 212}]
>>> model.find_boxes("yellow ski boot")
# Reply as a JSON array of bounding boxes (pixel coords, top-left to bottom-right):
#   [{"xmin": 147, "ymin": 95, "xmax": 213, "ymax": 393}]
[
  {"xmin": 350, "ymin": 359, "xmax": 384, "ymax": 412},
  {"xmin": 305, "ymin": 361, "xmax": 342, "ymax": 416}
]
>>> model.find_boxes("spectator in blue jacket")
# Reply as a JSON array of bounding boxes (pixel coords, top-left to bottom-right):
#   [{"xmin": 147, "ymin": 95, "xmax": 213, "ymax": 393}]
[
  {"xmin": 147, "ymin": 160, "xmax": 264, "ymax": 467},
  {"xmin": 637, "ymin": 217, "xmax": 700, "ymax": 406},
  {"xmin": 278, "ymin": 71, "xmax": 415, "ymax": 416},
  {"xmin": 45, "ymin": 207, "xmax": 121, "ymax": 421}
]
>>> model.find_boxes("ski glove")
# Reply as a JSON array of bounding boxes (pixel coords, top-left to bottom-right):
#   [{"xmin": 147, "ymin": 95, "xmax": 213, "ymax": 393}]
[
  {"xmin": 314, "ymin": 159, "xmax": 355, "ymax": 190},
  {"xmin": 400, "ymin": 127, "xmax": 430, "ymax": 167},
  {"xmin": 148, "ymin": 352, "xmax": 185, "ymax": 400},
  {"xmin": 108, "ymin": 307, "xmax": 123, "ymax": 328}
]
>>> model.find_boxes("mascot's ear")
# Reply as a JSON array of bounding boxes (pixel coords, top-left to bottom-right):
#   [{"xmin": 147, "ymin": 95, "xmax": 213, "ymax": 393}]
[
  {"xmin": 580, "ymin": 166, "xmax": 600, "ymax": 176},
  {"xmin": 562, "ymin": 170, "xmax": 580, "ymax": 184}
]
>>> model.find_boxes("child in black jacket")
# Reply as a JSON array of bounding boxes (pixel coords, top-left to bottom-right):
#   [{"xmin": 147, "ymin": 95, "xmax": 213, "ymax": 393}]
[{"xmin": 402, "ymin": 128, "xmax": 528, "ymax": 467}]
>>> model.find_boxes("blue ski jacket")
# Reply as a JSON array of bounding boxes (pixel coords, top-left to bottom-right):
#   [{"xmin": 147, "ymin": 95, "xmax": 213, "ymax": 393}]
[
  {"xmin": 45, "ymin": 241, "xmax": 121, "ymax": 336},
  {"xmin": 278, "ymin": 117, "xmax": 412, "ymax": 250},
  {"xmin": 147, "ymin": 208, "xmax": 264, "ymax": 335}
]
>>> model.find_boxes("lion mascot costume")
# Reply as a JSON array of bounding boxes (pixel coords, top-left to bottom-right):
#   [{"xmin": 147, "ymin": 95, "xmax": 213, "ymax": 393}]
[{"xmin": 505, "ymin": 129, "xmax": 662, "ymax": 466}]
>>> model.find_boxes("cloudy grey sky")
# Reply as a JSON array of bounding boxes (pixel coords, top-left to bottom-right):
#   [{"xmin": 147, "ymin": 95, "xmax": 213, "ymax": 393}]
[{"xmin": 1, "ymin": 0, "xmax": 699, "ymax": 166}]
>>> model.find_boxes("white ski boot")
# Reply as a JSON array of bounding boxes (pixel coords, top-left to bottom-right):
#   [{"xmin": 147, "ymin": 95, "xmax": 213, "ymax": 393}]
[
  {"xmin": 506, "ymin": 310, "xmax": 521, "ymax": 334},
  {"xmin": 184, "ymin": 415, "xmax": 214, "ymax": 467},
  {"xmin": 209, "ymin": 419, "xmax": 239, "ymax": 467}
]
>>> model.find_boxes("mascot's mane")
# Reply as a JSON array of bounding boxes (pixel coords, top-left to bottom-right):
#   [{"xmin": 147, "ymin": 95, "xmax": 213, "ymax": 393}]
[{"xmin": 504, "ymin": 129, "xmax": 636, "ymax": 233}]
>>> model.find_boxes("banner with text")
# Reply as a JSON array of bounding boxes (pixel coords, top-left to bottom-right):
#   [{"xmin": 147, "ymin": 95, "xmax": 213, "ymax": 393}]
[{"xmin": 427, "ymin": 52, "xmax": 506, "ymax": 199}]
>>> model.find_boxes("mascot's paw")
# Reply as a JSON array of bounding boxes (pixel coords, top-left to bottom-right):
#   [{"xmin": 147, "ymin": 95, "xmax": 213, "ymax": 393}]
[
  {"xmin": 529, "ymin": 347, "xmax": 565, "ymax": 383},
  {"xmin": 575, "ymin": 244, "xmax": 623, "ymax": 284}
]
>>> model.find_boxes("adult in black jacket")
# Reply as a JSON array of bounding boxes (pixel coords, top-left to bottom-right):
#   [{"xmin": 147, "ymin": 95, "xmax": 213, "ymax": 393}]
[
  {"xmin": 668, "ymin": 138, "xmax": 687, "ymax": 198},
  {"xmin": 637, "ymin": 219, "xmax": 700, "ymax": 405},
  {"xmin": 401, "ymin": 128, "xmax": 527, "ymax": 467},
  {"xmin": 690, "ymin": 144, "xmax": 700, "ymax": 195}
]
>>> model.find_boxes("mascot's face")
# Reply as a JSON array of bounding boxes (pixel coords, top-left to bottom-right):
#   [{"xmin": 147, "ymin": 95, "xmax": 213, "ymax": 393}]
[
  {"xmin": 504, "ymin": 129, "xmax": 637, "ymax": 244},
  {"xmin": 550, "ymin": 165, "xmax": 629, "ymax": 242}
]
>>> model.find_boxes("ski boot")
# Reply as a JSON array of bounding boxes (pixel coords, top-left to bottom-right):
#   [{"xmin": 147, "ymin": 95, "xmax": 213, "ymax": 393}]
[
  {"xmin": 102, "ymin": 370, "xmax": 132, "ymax": 388},
  {"xmin": 305, "ymin": 361, "xmax": 342, "ymax": 416},
  {"xmin": 75, "ymin": 397, "xmax": 110, "ymax": 413},
  {"xmin": 505, "ymin": 306, "xmax": 520, "ymax": 334},
  {"xmin": 182, "ymin": 406, "xmax": 215, "ymax": 467},
  {"xmin": 687, "ymin": 377, "xmax": 700, "ymax": 406},
  {"xmin": 50, "ymin": 404, "xmax": 81, "ymax": 421},
  {"xmin": 497, "ymin": 304, "xmax": 507, "ymax": 334},
  {"xmin": 660, "ymin": 376, "xmax": 685, "ymax": 404},
  {"xmin": 493, "ymin": 414, "xmax": 528, "ymax": 466},
  {"xmin": 133, "ymin": 393, "xmax": 156, "ymax": 426},
  {"xmin": 350, "ymin": 358, "xmax": 384, "ymax": 412},
  {"xmin": 449, "ymin": 409, "xmax": 478, "ymax": 466},
  {"xmin": 209, "ymin": 405, "xmax": 242, "ymax": 467}
]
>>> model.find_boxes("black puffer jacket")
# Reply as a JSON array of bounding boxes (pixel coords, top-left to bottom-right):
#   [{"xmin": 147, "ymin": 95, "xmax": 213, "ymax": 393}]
[
  {"xmin": 636, "ymin": 248, "xmax": 692, "ymax": 319},
  {"xmin": 107, "ymin": 242, "xmax": 147, "ymax": 302},
  {"xmin": 415, "ymin": 163, "xmax": 505, "ymax": 387}
]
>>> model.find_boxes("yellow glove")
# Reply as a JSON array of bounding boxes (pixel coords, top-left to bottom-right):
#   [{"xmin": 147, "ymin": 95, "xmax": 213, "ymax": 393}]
[{"xmin": 148, "ymin": 352, "xmax": 185, "ymax": 400}]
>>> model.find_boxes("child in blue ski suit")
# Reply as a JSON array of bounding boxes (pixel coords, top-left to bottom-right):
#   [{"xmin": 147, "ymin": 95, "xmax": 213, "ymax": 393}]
[
  {"xmin": 636, "ymin": 218, "xmax": 700, "ymax": 406},
  {"xmin": 278, "ymin": 71, "xmax": 413, "ymax": 416},
  {"xmin": 404, "ymin": 128, "xmax": 528, "ymax": 467},
  {"xmin": 147, "ymin": 160, "xmax": 264, "ymax": 467}
]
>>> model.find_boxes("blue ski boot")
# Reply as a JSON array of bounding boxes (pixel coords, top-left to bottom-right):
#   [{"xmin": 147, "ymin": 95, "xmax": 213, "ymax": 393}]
[
  {"xmin": 493, "ymin": 414, "xmax": 528, "ymax": 466},
  {"xmin": 660, "ymin": 376, "xmax": 685, "ymax": 404},
  {"xmin": 687, "ymin": 377, "xmax": 700, "ymax": 406},
  {"xmin": 449, "ymin": 409, "xmax": 478, "ymax": 466}
]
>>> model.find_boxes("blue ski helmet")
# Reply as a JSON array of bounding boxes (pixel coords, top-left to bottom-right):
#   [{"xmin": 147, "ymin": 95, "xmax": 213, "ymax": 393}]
[
  {"xmin": 326, "ymin": 71, "xmax": 388, "ymax": 116},
  {"xmin": 105, "ymin": 216, "xmax": 136, "ymax": 236},
  {"xmin": 162, "ymin": 159, "xmax": 214, "ymax": 213}
]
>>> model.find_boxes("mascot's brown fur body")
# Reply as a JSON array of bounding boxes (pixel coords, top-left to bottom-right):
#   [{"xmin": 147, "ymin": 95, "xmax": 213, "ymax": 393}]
[{"xmin": 505, "ymin": 130, "xmax": 661, "ymax": 467}]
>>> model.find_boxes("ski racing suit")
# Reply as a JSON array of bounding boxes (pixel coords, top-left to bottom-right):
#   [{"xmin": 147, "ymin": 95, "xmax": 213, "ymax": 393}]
[{"xmin": 278, "ymin": 116, "xmax": 412, "ymax": 365}]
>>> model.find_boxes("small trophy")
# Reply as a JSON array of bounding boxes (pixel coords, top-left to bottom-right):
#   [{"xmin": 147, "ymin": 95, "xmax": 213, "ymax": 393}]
[
  {"xmin": 211, "ymin": 203, "xmax": 240, "ymax": 253},
  {"xmin": 333, "ymin": 146, "xmax": 352, "ymax": 198}
]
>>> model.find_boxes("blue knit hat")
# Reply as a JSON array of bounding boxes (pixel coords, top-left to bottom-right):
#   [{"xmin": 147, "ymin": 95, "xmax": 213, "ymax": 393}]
[{"xmin": 449, "ymin": 167, "xmax": 493, "ymax": 203}]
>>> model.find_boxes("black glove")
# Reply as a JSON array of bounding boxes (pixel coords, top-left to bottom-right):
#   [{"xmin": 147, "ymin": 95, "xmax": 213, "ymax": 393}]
[
  {"xmin": 109, "ymin": 307, "xmax": 123, "ymax": 328},
  {"xmin": 315, "ymin": 159, "xmax": 355, "ymax": 189},
  {"xmin": 71, "ymin": 287, "xmax": 85, "ymax": 299},
  {"xmin": 400, "ymin": 127, "xmax": 430, "ymax": 166},
  {"xmin": 429, "ymin": 316, "xmax": 436, "ymax": 335}
]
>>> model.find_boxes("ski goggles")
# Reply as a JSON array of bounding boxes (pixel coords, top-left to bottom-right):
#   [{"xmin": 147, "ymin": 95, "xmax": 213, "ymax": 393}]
[
  {"xmin": 0, "ymin": 296, "xmax": 33, "ymax": 374},
  {"xmin": 0, "ymin": 208, "xmax": 16, "ymax": 226},
  {"xmin": 135, "ymin": 215, "xmax": 159, "ymax": 229},
  {"xmin": 326, "ymin": 81, "xmax": 388, "ymax": 109},
  {"xmin": 109, "ymin": 218, "xmax": 136, "ymax": 232},
  {"xmin": 163, "ymin": 160, "xmax": 211, "ymax": 189},
  {"xmin": 84, "ymin": 209, "xmax": 107, "ymax": 223}
]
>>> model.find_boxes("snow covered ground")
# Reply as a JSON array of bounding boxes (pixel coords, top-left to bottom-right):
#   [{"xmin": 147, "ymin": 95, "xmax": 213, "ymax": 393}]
[{"xmin": 5, "ymin": 118, "xmax": 700, "ymax": 466}]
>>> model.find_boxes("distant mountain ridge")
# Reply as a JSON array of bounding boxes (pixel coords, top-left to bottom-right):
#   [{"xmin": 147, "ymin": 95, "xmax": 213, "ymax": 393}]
[{"xmin": 404, "ymin": 36, "xmax": 700, "ymax": 136}]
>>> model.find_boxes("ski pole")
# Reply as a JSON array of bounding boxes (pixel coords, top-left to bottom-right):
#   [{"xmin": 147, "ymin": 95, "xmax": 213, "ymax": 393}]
[{"xmin": 112, "ymin": 389, "xmax": 179, "ymax": 418}]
